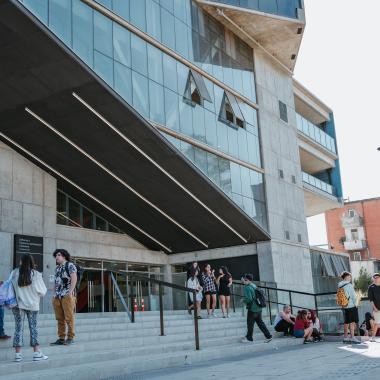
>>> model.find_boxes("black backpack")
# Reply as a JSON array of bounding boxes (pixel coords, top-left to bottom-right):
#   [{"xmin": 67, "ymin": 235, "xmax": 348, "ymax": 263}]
[
  {"xmin": 65, "ymin": 262, "xmax": 84, "ymax": 291},
  {"xmin": 254, "ymin": 287, "xmax": 267, "ymax": 308}
]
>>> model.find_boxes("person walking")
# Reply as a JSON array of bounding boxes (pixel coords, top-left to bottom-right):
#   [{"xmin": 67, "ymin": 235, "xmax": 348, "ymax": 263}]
[
  {"xmin": 201, "ymin": 264, "xmax": 217, "ymax": 318},
  {"xmin": 338, "ymin": 271, "xmax": 360, "ymax": 344},
  {"xmin": 51, "ymin": 249, "xmax": 77, "ymax": 346},
  {"xmin": 241, "ymin": 274, "xmax": 272, "ymax": 343},
  {"xmin": 187, "ymin": 268, "xmax": 203, "ymax": 319},
  {"xmin": 10, "ymin": 254, "xmax": 47, "ymax": 362},
  {"xmin": 368, "ymin": 273, "xmax": 380, "ymax": 326},
  {"xmin": 216, "ymin": 266, "xmax": 232, "ymax": 318}
]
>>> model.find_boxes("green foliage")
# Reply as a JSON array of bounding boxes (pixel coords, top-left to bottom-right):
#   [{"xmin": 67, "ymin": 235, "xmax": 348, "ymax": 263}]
[{"xmin": 354, "ymin": 267, "xmax": 372, "ymax": 294}]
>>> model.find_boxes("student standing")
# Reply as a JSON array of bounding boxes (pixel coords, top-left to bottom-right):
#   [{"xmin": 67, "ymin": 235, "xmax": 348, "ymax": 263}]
[
  {"xmin": 201, "ymin": 264, "xmax": 217, "ymax": 318},
  {"xmin": 216, "ymin": 266, "xmax": 232, "ymax": 318},
  {"xmin": 241, "ymin": 274, "xmax": 272, "ymax": 343},
  {"xmin": 338, "ymin": 271, "xmax": 360, "ymax": 344},
  {"xmin": 0, "ymin": 294, "xmax": 11, "ymax": 340},
  {"xmin": 10, "ymin": 254, "xmax": 47, "ymax": 362},
  {"xmin": 51, "ymin": 249, "xmax": 77, "ymax": 346},
  {"xmin": 368, "ymin": 273, "xmax": 380, "ymax": 325},
  {"xmin": 187, "ymin": 268, "xmax": 203, "ymax": 319}
]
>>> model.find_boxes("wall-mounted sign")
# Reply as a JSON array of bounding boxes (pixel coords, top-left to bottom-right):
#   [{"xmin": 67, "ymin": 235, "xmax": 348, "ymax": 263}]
[{"xmin": 14, "ymin": 235, "xmax": 43, "ymax": 272}]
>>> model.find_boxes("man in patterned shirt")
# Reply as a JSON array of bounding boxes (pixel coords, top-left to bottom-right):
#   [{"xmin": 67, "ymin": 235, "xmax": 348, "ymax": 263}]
[{"xmin": 50, "ymin": 249, "xmax": 77, "ymax": 346}]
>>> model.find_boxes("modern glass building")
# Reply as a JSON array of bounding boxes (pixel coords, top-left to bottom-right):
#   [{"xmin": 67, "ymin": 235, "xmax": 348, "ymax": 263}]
[{"xmin": 0, "ymin": 0, "xmax": 344, "ymax": 310}]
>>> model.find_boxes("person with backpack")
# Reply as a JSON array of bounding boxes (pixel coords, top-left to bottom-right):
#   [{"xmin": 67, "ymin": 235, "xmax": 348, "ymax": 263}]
[
  {"xmin": 337, "ymin": 271, "xmax": 360, "ymax": 344},
  {"xmin": 241, "ymin": 274, "xmax": 272, "ymax": 343},
  {"xmin": 51, "ymin": 249, "xmax": 77, "ymax": 346},
  {"xmin": 10, "ymin": 253, "xmax": 48, "ymax": 362}
]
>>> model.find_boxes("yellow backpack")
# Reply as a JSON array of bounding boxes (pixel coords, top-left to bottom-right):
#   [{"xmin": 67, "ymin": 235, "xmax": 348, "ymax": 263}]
[{"xmin": 336, "ymin": 284, "xmax": 349, "ymax": 307}]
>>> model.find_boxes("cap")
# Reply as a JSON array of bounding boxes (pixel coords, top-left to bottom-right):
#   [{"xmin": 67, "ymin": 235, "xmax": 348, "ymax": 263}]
[{"xmin": 373, "ymin": 273, "xmax": 380, "ymax": 278}]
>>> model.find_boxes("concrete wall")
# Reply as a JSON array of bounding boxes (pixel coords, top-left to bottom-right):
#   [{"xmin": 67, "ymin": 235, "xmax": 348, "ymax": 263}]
[{"xmin": 254, "ymin": 51, "xmax": 313, "ymax": 292}]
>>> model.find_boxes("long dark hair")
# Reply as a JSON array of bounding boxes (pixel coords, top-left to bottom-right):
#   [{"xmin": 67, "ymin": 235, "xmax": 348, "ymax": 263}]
[
  {"xmin": 220, "ymin": 266, "xmax": 231, "ymax": 276},
  {"xmin": 296, "ymin": 310, "xmax": 308, "ymax": 321},
  {"xmin": 18, "ymin": 254, "xmax": 35, "ymax": 287}
]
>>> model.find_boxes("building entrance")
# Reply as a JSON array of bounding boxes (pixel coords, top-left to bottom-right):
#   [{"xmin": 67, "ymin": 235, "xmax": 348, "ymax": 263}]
[{"xmin": 73, "ymin": 258, "xmax": 163, "ymax": 313}]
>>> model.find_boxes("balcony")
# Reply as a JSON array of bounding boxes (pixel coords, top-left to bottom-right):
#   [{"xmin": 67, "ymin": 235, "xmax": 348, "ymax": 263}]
[
  {"xmin": 209, "ymin": 0, "xmax": 303, "ymax": 19},
  {"xmin": 296, "ymin": 113, "xmax": 337, "ymax": 155},
  {"xmin": 196, "ymin": 0, "xmax": 305, "ymax": 71},
  {"xmin": 302, "ymin": 172, "xmax": 341, "ymax": 217},
  {"xmin": 344, "ymin": 240, "xmax": 367, "ymax": 251},
  {"xmin": 341, "ymin": 214, "xmax": 364, "ymax": 229},
  {"xmin": 302, "ymin": 172, "xmax": 334, "ymax": 196}
]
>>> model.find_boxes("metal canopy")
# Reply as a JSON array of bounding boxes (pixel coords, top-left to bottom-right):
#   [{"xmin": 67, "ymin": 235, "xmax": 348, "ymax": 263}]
[{"xmin": 0, "ymin": 0, "xmax": 270, "ymax": 253}]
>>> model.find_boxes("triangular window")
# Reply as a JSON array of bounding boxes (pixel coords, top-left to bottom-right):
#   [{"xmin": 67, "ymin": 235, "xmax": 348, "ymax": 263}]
[
  {"xmin": 184, "ymin": 69, "xmax": 212, "ymax": 107},
  {"xmin": 220, "ymin": 91, "xmax": 245, "ymax": 129}
]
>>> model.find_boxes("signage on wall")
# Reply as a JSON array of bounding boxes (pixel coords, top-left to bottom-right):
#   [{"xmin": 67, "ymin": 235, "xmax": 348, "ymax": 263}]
[{"xmin": 14, "ymin": 235, "xmax": 44, "ymax": 272}]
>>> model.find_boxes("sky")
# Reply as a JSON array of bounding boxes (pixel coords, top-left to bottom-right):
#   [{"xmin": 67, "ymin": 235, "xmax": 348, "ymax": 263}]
[{"xmin": 293, "ymin": 0, "xmax": 380, "ymax": 246}]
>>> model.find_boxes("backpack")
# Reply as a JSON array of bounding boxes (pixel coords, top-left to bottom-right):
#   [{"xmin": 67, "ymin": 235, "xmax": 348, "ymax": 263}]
[
  {"xmin": 254, "ymin": 287, "xmax": 267, "ymax": 308},
  {"xmin": 65, "ymin": 262, "xmax": 84, "ymax": 291},
  {"xmin": 336, "ymin": 283, "xmax": 349, "ymax": 307}
]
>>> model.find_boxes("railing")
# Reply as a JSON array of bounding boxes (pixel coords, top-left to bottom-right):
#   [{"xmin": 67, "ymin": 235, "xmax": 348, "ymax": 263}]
[
  {"xmin": 230, "ymin": 281, "xmax": 345, "ymax": 334},
  {"xmin": 211, "ymin": 0, "xmax": 302, "ymax": 19},
  {"xmin": 296, "ymin": 113, "xmax": 337, "ymax": 155},
  {"xmin": 109, "ymin": 271, "xmax": 200, "ymax": 350},
  {"xmin": 302, "ymin": 171, "xmax": 335, "ymax": 196}
]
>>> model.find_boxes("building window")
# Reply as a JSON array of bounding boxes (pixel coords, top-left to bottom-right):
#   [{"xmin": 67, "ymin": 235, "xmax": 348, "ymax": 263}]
[
  {"xmin": 184, "ymin": 69, "xmax": 211, "ymax": 107},
  {"xmin": 291, "ymin": 175, "xmax": 296, "ymax": 184},
  {"xmin": 285, "ymin": 231, "xmax": 290, "ymax": 240},
  {"xmin": 219, "ymin": 91, "xmax": 245, "ymax": 129},
  {"xmin": 279, "ymin": 169, "xmax": 284, "ymax": 179},
  {"xmin": 348, "ymin": 209, "xmax": 355, "ymax": 217},
  {"xmin": 353, "ymin": 252, "xmax": 361, "ymax": 261},
  {"xmin": 297, "ymin": 233, "xmax": 302, "ymax": 243},
  {"xmin": 279, "ymin": 101, "xmax": 288, "ymax": 123},
  {"xmin": 56, "ymin": 190, "xmax": 124, "ymax": 234},
  {"xmin": 351, "ymin": 229, "xmax": 359, "ymax": 240}
]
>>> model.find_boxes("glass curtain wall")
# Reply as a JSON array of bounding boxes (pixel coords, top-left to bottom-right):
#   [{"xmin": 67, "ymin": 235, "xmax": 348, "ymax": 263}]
[{"xmin": 19, "ymin": 0, "xmax": 267, "ymax": 229}]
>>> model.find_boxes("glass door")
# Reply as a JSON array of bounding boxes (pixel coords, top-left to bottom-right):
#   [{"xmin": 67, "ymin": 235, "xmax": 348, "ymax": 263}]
[{"xmin": 75, "ymin": 259, "xmax": 103, "ymax": 313}]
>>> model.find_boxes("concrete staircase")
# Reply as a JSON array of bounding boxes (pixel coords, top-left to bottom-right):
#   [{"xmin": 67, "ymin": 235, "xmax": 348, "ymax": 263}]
[{"xmin": 0, "ymin": 310, "xmax": 302, "ymax": 379}]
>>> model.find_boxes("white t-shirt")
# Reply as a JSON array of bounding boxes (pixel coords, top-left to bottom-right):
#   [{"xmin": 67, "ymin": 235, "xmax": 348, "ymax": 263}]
[{"xmin": 187, "ymin": 277, "xmax": 203, "ymax": 302}]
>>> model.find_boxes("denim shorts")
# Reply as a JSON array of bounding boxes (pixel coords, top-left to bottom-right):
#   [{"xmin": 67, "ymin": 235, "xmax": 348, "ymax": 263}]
[{"xmin": 294, "ymin": 329, "xmax": 304, "ymax": 338}]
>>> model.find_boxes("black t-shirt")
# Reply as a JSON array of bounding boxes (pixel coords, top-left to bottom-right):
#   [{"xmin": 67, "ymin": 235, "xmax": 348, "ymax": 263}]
[{"xmin": 368, "ymin": 284, "xmax": 380, "ymax": 309}]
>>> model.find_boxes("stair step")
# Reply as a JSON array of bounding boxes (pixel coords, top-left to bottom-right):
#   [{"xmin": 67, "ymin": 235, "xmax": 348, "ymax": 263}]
[{"xmin": 0, "ymin": 337, "xmax": 302, "ymax": 379}]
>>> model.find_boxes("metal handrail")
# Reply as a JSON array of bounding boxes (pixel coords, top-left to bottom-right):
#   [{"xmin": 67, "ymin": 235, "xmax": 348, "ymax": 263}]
[
  {"xmin": 109, "ymin": 272, "xmax": 132, "ymax": 321},
  {"xmin": 108, "ymin": 270, "xmax": 200, "ymax": 350},
  {"xmin": 231, "ymin": 281, "xmax": 341, "ymax": 324}
]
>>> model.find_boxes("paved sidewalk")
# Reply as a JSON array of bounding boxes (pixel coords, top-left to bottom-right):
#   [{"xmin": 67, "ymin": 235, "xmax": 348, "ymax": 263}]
[{"xmin": 110, "ymin": 340, "xmax": 380, "ymax": 380}]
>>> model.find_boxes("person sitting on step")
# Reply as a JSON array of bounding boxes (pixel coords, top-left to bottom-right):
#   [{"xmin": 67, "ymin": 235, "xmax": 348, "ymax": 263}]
[
  {"xmin": 274, "ymin": 305, "xmax": 296, "ymax": 337},
  {"xmin": 294, "ymin": 310, "xmax": 313, "ymax": 344}
]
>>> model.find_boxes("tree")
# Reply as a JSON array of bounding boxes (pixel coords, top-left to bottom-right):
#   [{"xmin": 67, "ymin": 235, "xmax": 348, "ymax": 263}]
[{"xmin": 354, "ymin": 267, "xmax": 372, "ymax": 295}]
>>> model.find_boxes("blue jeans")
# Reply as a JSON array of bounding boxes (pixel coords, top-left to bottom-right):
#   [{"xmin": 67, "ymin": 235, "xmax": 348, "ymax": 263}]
[{"xmin": 0, "ymin": 306, "xmax": 5, "ymax": 336}]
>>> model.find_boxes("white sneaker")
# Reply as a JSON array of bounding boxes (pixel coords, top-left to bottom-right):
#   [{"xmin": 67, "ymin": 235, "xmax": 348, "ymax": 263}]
[
  {"xmin": 370, "ymin": 336, "xmax": 376, "ymax": 342},
  {"xmin": 241, "ymin": 337, "xmax": 253, "ymax": 343},
  {"xmin": 212, "ymin": 313, "xmax": 218, "ymax": 318},
  {"xmin": 33, "ymin": 352, "xmax": 48, "ymax": 361},
  {"xmin": 343, "ymin": 337, "xmax": 351, "ymax": 344},
  {"xmin": 351, "ymin": 337, "xmax": 361, "ymax": 344},
  {"xmin": 14, "ymin": 353, "xmax": 22, "ymax": 362}
]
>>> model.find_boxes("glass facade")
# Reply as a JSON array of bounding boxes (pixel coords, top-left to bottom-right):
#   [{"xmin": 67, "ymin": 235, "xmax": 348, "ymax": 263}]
[
  {"xmin": 57, "ymin": 190, "xmax": 125, "ymax": 234},
  {"xmin": 296, "ymin": 113, "xmax": 337, "ymax": 154},
  {"xmin": 19, "ymin": 0, "xmax": 267, "ymax": 229},
  {"xmin": 210, "ymin": 0, "xmax": 302, "ymax": 19},
  {"xmin": 165, "ymin": 134, "xmax": 267, "ymax": 228}
]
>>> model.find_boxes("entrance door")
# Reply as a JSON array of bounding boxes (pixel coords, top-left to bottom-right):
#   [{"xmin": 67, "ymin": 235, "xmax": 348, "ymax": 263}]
[{"xmin": 76, "ymin": 270, "xmax": 103, "ymax": 313}]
